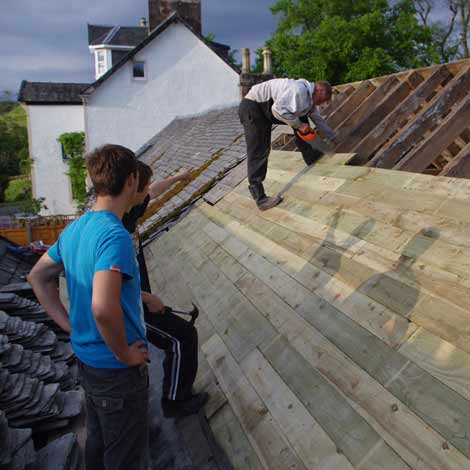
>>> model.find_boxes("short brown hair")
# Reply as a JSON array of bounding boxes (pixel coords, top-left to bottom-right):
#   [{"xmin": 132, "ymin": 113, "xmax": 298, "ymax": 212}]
[
  {"xmin": 137, "ymin": 161, "xmax": 153, "ymax": 192},
  {"xmin": 316, "ymin": 80, "xmax": 333, "ymax": 101},
  {"xmin": 86, "ymin": 144, "xmax": 137, "ymax": 196}
]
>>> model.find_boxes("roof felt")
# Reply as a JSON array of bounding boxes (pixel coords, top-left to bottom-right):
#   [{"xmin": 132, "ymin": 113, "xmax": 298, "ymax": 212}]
[
  {"xmin": 137, "ymin": 105, "xmax": 246, "ymax": 236},
  {"xmin": 303, "ymin": 58, "xmax": 470, "ymax": 178},
  {"xmin": 87, "ymin": 24, "xmax": 148, "ymax": 47},
  {"xmin": 18, "ymin": 81, "xmax": 89, "ymax": 105},
  {"xmin": 82, "ymin": 13, "xmax": 240, "ymax": 96},
  {"xmin": 145, "ymin": 148, "xmax": 470, "ymax": 469}
]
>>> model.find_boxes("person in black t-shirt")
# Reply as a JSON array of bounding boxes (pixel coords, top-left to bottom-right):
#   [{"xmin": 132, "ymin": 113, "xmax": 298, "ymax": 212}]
[{"xmin": 123, "ymin": 161, "xmax": 209, "ymax": 418}]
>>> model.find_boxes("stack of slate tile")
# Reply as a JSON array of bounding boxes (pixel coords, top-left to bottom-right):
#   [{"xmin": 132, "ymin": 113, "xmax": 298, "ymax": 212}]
[
  {"xmin": 0, "ymin": 410, "xmax": 80, "ymax": 470},
  {"xmin": 0, "ymin": 410, "xmax": 36, "ymax": 470},
  {"xmin": 0, "ymin": 311, "xmax": 81, "ymax": 433},
  {"xmin": 0, "ymin": 292, "xmax": 69, "ymax": 341}
]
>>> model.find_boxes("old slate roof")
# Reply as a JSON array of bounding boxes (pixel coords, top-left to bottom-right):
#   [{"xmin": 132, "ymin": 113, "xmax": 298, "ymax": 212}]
[
  {"xmin": 137, "ymin": 105, "xmax": 247, "ymax": 236},
  {"xmin": 82, "ymin": 13, "xmax": 239, "ymax": 96},
  {"xmin": 87, "ymin": 24, "xmax": 148, "ymax": 47},
  {"xmin": 297, "ymin": 58, "xmax": 470, "ymax": 177},
  {"xmin": 144, "ymin": 148, "xmax": 470, "ymax": 469},
  {"xmin": 18, "ymin": 81, "xmax": 89, "ymax": 105}
]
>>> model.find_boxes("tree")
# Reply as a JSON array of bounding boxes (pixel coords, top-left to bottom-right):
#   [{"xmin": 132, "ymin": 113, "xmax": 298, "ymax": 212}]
[{"xmin": 261, "ymin": 0, "xmax": 441, "ymax": 84}]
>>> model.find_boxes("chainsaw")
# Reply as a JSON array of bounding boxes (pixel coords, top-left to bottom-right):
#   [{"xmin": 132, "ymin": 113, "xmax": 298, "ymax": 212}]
[{"xmin": 294, "ymin": 127, "xmax": 331, "ymax": 154}]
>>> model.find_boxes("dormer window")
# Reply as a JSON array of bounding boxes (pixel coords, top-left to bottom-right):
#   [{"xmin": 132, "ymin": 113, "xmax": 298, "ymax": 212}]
[
  {"xmin": 97, "ymin": 50, "xmax": 107, "ymax": 76},
  {"xmin": 133, "ymin": 61, "xmax": 146, "ymax": 80}
]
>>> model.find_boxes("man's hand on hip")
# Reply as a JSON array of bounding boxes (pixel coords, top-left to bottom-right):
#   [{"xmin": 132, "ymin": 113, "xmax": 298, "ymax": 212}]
[{"xmin": 117, "ymin": 339, "xmax": 149, "ymax": 366}]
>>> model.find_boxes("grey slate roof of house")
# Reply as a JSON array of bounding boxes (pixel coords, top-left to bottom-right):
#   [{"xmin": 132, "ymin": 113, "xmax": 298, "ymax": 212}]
[
  {"xmin": 87, "ymin": 24, "xmax": 148, "ymax": 47},
  {"xmin": 137, "ymin": 105, "xmax": 246, "ymax": 237},
  {"xmin": 18, "ymin": 81, "xmax": 89, "ymax": 105}
]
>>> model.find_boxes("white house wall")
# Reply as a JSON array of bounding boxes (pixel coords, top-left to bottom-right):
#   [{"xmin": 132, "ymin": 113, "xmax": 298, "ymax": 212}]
[
  {"xmin": 85, "ymin": 23, "xmax": 240, "ymax": 151},
  {"xmin": 27, "ymin": 105, "xmax": 84, "ymax": 215}
]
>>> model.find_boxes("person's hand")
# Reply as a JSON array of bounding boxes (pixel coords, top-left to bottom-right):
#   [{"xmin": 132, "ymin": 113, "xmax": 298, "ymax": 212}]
[
  {"xmin": 298, "ymin": 123, "xmax": 312, "ymax": 134},
  {"xmin": 118, "ymin": 339, "xmax": 148, "ymax": 366},
  {"xmin": 142, "ymin": 292, "xmax": 165, "ymax": 314},
  {"xmin": 175, "ymin": 168, "xmax": 193, "ymax": 182}
]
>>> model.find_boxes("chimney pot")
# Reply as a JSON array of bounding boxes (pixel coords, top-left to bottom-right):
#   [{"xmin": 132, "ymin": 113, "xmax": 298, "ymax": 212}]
[
  {"xmin": 262, "ymin": 48, "xmax": 272, "ymax": 75},
  {"xmin": 241, "ymin": 48, "xmax": 251, "ymax": 74}
]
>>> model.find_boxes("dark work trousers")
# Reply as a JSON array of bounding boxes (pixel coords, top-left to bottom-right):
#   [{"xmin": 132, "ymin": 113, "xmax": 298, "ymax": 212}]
[
  {"xmin": 239, "ymin": 98, "xmax": 323, "ymax": 199},
  {"xmin": 78, "ymin": 360, "xmax": 149, "ymax": 470},
  {"xmin": 137, "ymin": 239, "xmax": 199, "ymax": 401}
]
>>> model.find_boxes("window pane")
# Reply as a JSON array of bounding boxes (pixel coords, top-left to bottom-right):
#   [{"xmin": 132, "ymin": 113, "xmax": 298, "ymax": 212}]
[{"xmin": 133, "ymin": 62, "xmax": 145, "ymax": 78}]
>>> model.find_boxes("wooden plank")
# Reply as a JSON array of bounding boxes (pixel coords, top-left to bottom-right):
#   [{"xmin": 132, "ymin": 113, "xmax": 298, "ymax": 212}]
[
  {"xmin": 395, "ymin": 93, "xmax": 470, "ymax": 172},
  {"xmin": 368, "ymin": 65, "xmax": 470, "ymax": 169},
  {"xmin": 202, "ymin": 334, "xmax": 308, "ymax": 470},
  {"xmin": 323, "ymin": 85, "xmax": 355, "ymax": 119},
  {"xmin": 262, "ymin": 336, "xmax": 410, "ymax": 469},
  {"xmin": 355, "ymin": 65, "xmax": 451, "ymax": 160},
  {"xmin": 209, "ymin": 404, "xmax": 265, "ymax": 470},
  {"xmin": 440, "ymin": 141, "xmax": 470, "ymax": 178},
  {"xmin": 336, "ymin": 74, "xmax": 419, "ymax": 152},
  {"xmin": 201, "ymin": 202, "xmax": 417, "ymax": 349},
  {"xmin": 335, "ymin": 76, "xmax": 400, "ymax": 142},
  {"xmin": 198, "ymin": 205, "xmax": 470, "ymax": 458},
  {"xmin": 277, "ymin": 313, "xmax": 470, "ymax": 470},
  {"xmin": 399, "ymin": 328, "xmax": 470, "ymax": 401},
  {"xmin": 327, "ymin": 81, "xmax": 376, "ymax": 129},
  {"xmin": 171, "ymin": 229, "xmax": 278, "ymax": 363},
  {"xmin": 242, "ymin": 349, "xmax": 354, "ymax": 470}
]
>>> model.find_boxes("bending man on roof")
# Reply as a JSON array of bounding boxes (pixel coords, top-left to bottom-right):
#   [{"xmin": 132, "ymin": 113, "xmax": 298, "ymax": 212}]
[
  {"xmin": 122, "ymin": 161, "xmax": 209, "ymax": 418},
  {"xmin": 239, "ymin": 78, "xmax": 337, "ymax": 211}
]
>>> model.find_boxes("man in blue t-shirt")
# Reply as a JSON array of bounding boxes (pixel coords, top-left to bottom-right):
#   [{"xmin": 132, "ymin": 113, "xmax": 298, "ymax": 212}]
[{"xmin": 28, "ymin": 144, "xmax": 148, "ymax": 470}]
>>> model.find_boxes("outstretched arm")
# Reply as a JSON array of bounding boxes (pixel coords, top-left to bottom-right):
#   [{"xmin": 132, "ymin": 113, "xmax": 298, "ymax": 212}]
[{"xmin": 149, "ymin": 168, "xmax": 193, "ymax": 199}]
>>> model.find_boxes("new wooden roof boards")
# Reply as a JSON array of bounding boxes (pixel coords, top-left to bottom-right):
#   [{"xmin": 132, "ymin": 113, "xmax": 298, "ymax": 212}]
[{"xmin": 143, "ymin": 149, "xmax": 470, "ymax": 470}]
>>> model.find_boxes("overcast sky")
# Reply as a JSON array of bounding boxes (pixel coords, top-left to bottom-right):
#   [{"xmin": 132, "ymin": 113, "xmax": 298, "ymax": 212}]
[{"xmin": 0, "ymin": 0, "xmax": 278, "ymax": 97}]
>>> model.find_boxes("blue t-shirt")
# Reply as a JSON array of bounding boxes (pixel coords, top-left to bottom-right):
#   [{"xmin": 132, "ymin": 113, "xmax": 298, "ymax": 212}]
[{"xmin": 48, "ymin": 210, "xmax": 146, "ymax": 368}]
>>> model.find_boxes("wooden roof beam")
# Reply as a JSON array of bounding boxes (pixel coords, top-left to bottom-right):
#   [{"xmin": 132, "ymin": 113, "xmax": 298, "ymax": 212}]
[
  {"xmin": 439, "ymin": 141, "xmax": 470, "ymax": 178},
  {"xmin": 334, "ymin": 75, "xmax": 400, "ymax": 144},
  {"xmin": 336, "ymin": 72, "xmax": 423, "ymax": 153},
  {"xmin": 326, "ymin": 80, "xmax": 376, "ymax": 129},
  {"xmin": 367, "ymin": 65, "xmax": 470, "ymax": 169},
  {"xmin": 395, "ymin": 94, "xmax": 470, "ymax": 172}
]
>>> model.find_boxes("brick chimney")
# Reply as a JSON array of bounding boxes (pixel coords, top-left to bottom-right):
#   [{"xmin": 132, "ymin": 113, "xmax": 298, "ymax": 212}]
[{"xmin": 148, "ymin": 0, "xmax": 201, "ymax": 34}]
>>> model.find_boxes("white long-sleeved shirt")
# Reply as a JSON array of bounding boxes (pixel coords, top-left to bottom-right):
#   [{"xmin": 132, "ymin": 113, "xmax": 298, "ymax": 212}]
[{"xmin": 245, "ymin": 78, "xmax": 336, "ymax": 139}]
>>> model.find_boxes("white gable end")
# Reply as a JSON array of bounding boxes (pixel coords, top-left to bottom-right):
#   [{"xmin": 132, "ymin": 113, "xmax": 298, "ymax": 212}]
[{"xmin": 84, "ymin": 22, "xmax": 240, "ymax": 151}]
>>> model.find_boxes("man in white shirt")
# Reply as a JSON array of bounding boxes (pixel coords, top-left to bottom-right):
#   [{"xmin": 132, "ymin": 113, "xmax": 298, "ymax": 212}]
[{"xmin": 239, "ymin": 78, "xmax": 336, "ymax": 210}]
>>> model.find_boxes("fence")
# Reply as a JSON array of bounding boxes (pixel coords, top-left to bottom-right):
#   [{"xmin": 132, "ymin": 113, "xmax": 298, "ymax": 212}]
[{"xmin": 0, "ymin": 215, "xmax": 76, "ymax": 245}]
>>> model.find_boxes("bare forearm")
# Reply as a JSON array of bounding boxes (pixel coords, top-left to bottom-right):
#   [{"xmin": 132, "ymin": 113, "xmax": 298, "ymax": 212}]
[
  {"xmin": 93, "ymin": 308, "xmax": 129, "ymax": 360},
  {"xmin": 149, "ymin": 176, "xmax": 179, "ymax": 198},
  {"xmin": 29, "ymin": 278, "xmax": 71, "ymax": 333}
]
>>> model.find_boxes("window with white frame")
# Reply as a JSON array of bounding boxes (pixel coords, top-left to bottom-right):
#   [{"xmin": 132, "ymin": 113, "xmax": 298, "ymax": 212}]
[
  {"xmin": 96, "ymin": 50, "xmax": 107, "ymax": 77},
  {"xmin": 133, "ymin": 61, "xmax": 146, "ymax": 80}
]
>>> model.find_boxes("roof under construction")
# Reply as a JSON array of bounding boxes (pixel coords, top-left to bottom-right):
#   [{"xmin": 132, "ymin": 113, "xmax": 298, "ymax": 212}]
[
  {"xmin": 143, "ymin": 148, "xmax": 470, "ymax": 469},
  {"xmin": 320, "ymin": 58, "xmax": 470, "ymax": 177}
]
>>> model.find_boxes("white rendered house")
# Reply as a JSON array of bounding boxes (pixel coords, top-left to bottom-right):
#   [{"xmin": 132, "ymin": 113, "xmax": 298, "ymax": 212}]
[
  {"xmin": 18, "ymin": 82, "xmax": 87, "ymax": 215},
  {"xmin": 82, "ymin": 13, "xmax": 240, "ymax": 152}
]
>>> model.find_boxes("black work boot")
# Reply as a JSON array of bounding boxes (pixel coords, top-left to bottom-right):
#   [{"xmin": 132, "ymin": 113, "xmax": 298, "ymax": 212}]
[
  {"xmin": 161, "ymin": 392, "xmax": 209, "ymax": 418},
  {"xmin": 249, "ymin": 183, "xmax": 283, "ymax": 211}
]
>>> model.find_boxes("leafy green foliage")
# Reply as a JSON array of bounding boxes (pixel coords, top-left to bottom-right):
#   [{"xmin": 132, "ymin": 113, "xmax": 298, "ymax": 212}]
[
  {"xmin": 263, "ymin": 0, "xmax": 441, "ymax": 84},
  {"xmin": 0, "ymin": 103, "xmax": 29, "ymax": 201},
  {"xmin": 4, "ymin": 177, "xmax": 32, "ymax": 202},
  {"xmin": 57, "ymin": 132, "xmax": 86, "ymax": 205}
]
